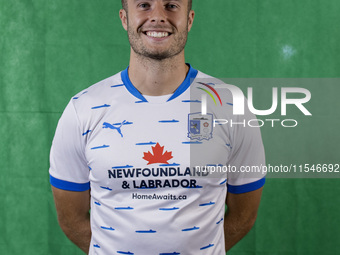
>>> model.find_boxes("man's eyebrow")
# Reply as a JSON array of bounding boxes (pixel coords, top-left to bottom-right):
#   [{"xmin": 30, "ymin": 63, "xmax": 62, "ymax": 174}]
[{"xmin": 133, "ymin": 0, "xmax": 183, "ymax": 2}]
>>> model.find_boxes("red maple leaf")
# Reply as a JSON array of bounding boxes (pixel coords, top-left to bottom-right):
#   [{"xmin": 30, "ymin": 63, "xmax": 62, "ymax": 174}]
[{"xmin": 143, "ymin": 143, "xmax": 173, "ymax": 165}]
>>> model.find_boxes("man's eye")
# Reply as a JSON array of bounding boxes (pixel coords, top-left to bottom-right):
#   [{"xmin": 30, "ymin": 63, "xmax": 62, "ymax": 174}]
[
  {"xmin": 139, "ymin": 3, "xmax": 150, "ymax": 8},
  {"xmin": 166, "ymin": 4, "xmax": 178, "ymax": 9}
]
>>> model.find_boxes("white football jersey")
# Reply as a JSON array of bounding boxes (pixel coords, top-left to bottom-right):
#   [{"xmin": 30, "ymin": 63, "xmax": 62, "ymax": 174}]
[{"xmin": 49, "ymin": 65, "xmax": 266, "ymax": 255}]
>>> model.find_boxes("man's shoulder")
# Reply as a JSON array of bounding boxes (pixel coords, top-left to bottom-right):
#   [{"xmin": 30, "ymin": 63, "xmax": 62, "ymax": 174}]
[
  {"xmin": 73, "ymin": 71, "xmax": 123, "ymax": 101},
  {"xmin": 63, "ymin": 70, "xmax": 128, "ymax": 121},
  {"xmin": 196, "ymin": 70, "xmax": 215, "ymax": 79},
  {"xmin": 194, "ymin": 69, "xmax": 244, "ymax": 105},
  {"xmin": 196, "ymin": 70, "xmax": 225, "ymax": 84}
]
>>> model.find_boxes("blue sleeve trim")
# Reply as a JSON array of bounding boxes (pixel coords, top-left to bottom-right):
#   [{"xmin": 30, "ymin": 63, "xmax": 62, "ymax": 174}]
[
  {"xmin": 227, "ymin": 177, "xmax": 265, "ymax": 194},
  {"xmin": 50, "ymin": 175, "xmax": 90, "ymax": 192}
]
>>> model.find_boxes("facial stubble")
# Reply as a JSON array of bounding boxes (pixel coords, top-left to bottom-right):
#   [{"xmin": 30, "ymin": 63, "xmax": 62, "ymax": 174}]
[{"xmin": 127, "ymin": 19, "xmax": 189, "ymax": 61}]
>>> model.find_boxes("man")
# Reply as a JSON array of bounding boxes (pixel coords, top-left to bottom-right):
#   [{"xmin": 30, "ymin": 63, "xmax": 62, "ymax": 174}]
[{"xmin": 49, "ymin": 0, "xmax": 266, "ymax": 254}]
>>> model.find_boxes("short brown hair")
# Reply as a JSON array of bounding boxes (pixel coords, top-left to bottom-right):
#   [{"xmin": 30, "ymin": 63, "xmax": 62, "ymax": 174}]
[{"xmin": 121, "ymin": 0, "xmax": 193, "ymax": 12}]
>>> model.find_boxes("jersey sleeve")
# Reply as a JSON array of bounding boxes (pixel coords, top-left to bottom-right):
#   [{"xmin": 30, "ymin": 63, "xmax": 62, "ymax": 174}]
[
  {"xmin": 49, "ymin": 99, "xmax": 90, "ymax": 192},
  {"xmin": 226, "ymin": 105, "xmax": 266, "ymax": 194}
]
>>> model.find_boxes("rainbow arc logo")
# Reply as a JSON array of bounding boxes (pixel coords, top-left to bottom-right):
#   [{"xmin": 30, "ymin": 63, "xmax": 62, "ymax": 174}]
[{"xmin": 197, "ymin": 82, "xmax": 222, "ymax": 106}]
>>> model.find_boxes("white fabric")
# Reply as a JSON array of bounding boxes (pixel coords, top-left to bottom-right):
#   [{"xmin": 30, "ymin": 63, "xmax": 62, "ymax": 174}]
[{"xmin": 49, "ymin": 68, "xmax": 265, "ymax": 255}]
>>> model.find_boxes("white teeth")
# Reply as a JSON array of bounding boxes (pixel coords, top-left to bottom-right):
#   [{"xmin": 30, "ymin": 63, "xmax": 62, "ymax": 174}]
[{"xmin": 146, "ymin": 31, "xmax": 169, "ymax": 38}]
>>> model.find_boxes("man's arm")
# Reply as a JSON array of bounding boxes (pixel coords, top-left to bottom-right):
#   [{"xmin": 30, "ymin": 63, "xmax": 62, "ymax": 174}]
[
  {"xmin": 51, "ymin": 186, "xmax": 91, "ymax": 254},
  {"xmin": 224, "ymin": 187, "xmax": 263, "ymax": 252}
]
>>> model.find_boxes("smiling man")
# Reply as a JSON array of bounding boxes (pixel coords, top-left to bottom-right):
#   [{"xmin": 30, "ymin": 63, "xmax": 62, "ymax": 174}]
[
  {"xmin": 49, "ymin": 0, "xmax": 266, "ymax": 254},
  {"xmin": 121, "ymin": 0, "xmax": 195, "ymax": 97}
]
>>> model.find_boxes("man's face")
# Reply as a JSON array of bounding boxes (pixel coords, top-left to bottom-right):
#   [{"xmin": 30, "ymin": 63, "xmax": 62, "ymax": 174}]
[{"xmin": 120, "ymin": 0, "xmax": 195, "ymax": 60}]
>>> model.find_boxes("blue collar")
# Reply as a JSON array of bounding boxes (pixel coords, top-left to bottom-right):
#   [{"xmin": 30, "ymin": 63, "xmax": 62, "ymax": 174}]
[{"xmin": 121, "ymin": 64, "xmax": 198, "ymax": 103}]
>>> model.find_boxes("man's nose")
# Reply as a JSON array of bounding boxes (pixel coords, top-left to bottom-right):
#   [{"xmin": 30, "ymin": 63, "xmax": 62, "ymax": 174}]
[{"xmin": 150, "ymin": 3, "xmax": 166, "ymax": 23}]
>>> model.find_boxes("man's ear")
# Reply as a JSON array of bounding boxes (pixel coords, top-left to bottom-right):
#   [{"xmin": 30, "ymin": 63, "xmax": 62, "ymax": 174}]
[
  {"xmin": 187, "ymin": 10, "xmax": 195, "ymax": 32},
  {"xmin": 119, "ymin": 9, "xmax": 128, "ymax": 31}
]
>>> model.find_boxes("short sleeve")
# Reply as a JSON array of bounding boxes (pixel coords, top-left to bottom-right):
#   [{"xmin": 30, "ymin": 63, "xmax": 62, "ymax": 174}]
[
  {"xmin": 49, "ymin": 100, "xmax": 90, "ymax": 191},
  {"xmin": 226, "ymin": 105, "xmax": 266, "ymax": 194}
]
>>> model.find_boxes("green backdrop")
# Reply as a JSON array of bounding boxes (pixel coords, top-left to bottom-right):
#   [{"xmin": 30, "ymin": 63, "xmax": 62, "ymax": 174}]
[{"xmin": 1, "ymin": 0, "xmax": 339, "ymax": 254}]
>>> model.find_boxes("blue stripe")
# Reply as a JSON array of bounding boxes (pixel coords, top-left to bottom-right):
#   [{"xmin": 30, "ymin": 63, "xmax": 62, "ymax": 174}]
[
  {"xmin": 50, "ymin": 175, "xmax": 90, "ymax": 191},
  {"xmin": 227, "ymin": 177, "xmax": 265, "ymax": 194},
  {"xmin": 121, "ymin": 64, "xmax": 198, "ymax": 102},
  {"xmin": 167, "ymin": 64, "xmax": 198, "ymax": 101},
  {"xmin": 121, "ymin": 68, "xmax": 148, "ymax": 102}
]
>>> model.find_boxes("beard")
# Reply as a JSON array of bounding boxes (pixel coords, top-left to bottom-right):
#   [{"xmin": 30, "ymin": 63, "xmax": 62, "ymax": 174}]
[{"xmin": 127, "ymin": 23, "xmax": 189, "ymax": 61}]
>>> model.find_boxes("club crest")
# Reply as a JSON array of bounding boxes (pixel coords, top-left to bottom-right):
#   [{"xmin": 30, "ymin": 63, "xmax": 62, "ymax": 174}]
[{"xmin": 188, "ymin": 113, "xmax": 213, "ymax": 141}]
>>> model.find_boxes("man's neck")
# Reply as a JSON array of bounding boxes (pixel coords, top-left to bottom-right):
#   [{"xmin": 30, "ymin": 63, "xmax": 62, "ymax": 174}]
[{"xmin": 128, "ymin": 50, "xmax": 189, "ymax": 97}]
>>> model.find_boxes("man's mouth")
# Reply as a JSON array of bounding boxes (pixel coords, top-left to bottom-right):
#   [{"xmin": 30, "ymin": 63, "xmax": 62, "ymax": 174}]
[{"xmin": 144, "ymin": 31, "xmax": 171, "ymax": 38}]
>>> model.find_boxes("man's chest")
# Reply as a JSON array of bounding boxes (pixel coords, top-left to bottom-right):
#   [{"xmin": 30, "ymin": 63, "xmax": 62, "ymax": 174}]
[{"xmin": 82, "ymin": 102, "xmax": 231, "ymax": 192}]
